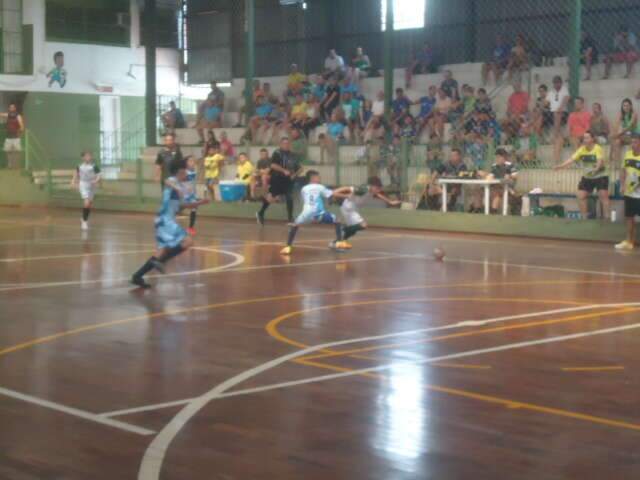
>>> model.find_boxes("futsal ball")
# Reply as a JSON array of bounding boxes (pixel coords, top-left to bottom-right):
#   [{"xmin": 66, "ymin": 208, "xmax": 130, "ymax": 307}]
[{"xmin": 433, "ymin": 248, "xmax": 446, "ymax": 261}]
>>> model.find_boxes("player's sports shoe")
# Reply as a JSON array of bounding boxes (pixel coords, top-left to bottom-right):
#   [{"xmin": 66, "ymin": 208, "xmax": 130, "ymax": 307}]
[
  {"xmin": 150, "ymin": 259, "xmax": 166, "ymax": 274},
  {"xmin": 340, "ymin": 241, "xmax": 353, "ymax": 249},
  {"xmin": 280, "ymin": 246, "xmax": 292, "ymax": 255},
  {"xmin": 614, "ymin": 240, "xmax": 634, "ymax": 251},
  {"xmin": 187, "ymin": 227, "xmax": 197, "ymax": 236},
  {"xmin": 329, "ymin": 241, "xmax": 348, "ymax": 252},
  {"xmin": 131, "ymin": 276, "xmax": 151, "ymax": 289},
  {"xmin": 81, "ymin": 220, "xmax": 88, "ymax": 231},
  {"xmin": 335, "ymin": 241, "xmax": 350, "ymax": 250},
  {"xmin": 256, "ymin": 211, "xmax": 265, "ymax": 226}
]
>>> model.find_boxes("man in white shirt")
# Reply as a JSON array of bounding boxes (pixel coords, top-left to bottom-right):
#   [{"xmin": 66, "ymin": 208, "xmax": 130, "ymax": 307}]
[
  {"xmin": 372, "ymin": 91, "xmax": 385, "ymax": 118},
  {"xmin": 546, "ymin": 76, "xmax": 570, "ymax": 163},
  {"xmin": 324, "ymin": 49, "xmax": 346, "ymax": 79}
]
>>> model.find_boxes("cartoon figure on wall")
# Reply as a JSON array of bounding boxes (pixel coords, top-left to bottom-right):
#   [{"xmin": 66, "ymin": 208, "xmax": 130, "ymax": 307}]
[{"xmin": 47, "ymin": 51, "xmax": 67, "ymax": 88}]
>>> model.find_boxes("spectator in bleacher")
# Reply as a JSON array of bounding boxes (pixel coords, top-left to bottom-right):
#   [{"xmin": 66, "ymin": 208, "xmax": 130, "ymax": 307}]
[
  {"xmin": 202, "ymin": 130, "xmax": 217, "ymax": 157},
  {"xmin": 235, "ymin": 152, "xmax": 255, "ymax": 200},
  {"xmin": 532, "ymin": 84, "xmax": 552, "ymax": 136},
  {"xmin": 440, "ymin": 70, "xmax": 460, "ymax": 101},
  {"xmin": 208, "ymin": 80, "xmax": 225, "ymax": 109},
  {"xmin": 462, "ymin": 85, "xmax": 477, "ymax": 115},
  {"xmin": 351, "ymin": 47, "xmax": 372, "ymax": 83},
  {"xmin": 341, "ymin": 92, "xmax": 362, "ymax": 144},
  {"xmin": 590, "ymin": 102, "xmax": 610, "ymax": 144},
  {"xmin": 364, "ymin": 115, "xmax": 386, "ymax": 144},
  {"xmin": 432, "ymin": 87, "xmax": 453, "ymax": 138},
  {"xmin": 286, "ymin": 64, "xmax": 307, "ymax": 98},
  {"xmin": 603, "ymin": 25, "xmax": 639, "ymax": 80},
  {"xmin": 161, "ymin": 101, "xmax": 186, "ymax": 135},
  {"xmin": 612, "ymin": 98, "xmax": 639, "ymax": 163},
  {"xmin": 482, "ymin": 34, "xmax": 511, "ymax": 86},
  {"xmin": 567, "ymin": 96, "xmax": 592, "ymax": 150},
  {"xmin": 290, "ymin": 127, "xmax": 309, "ymax": 165},
  {"xmin": 513, "ymin": 119, "xmax": 538, "ymax": 164},
  {"xmin": 507, "ymin": 34, "xmax": 529, "ymax": 82},
  {"xmin": 414, "ymin": 85, "xmax": 437, "ymax": 138},
  {"xmin": 502, "ymin": 82, "xmax": 529, "ymax": 143},
  {"xmin": 580, "ymin": 32, "xmax": 599, "ymax": 81},
  {"xmin": 427, "ymin": 148, "xmax": 468, "ymax": 211},
  {"xmin": 555, "ymin": 130, "xmax": 610, "ymax": 220},
  {"xmin": 236, "ymin": 79, "xmax": 263, "ymax": 127},
  {"xmin": 262, "ymin": 82, "xmax": 279, "ymax": 105},
  {"xmin": 324, "ymin": 49, "xmax": 346, "ymax": 79},
  {"xmin": 289, "ymin": 93, "xmax": 308, "ymax": 130},
  {"xmin": 361, "ymin": 99, "xmax": 373, "ymax": 127},
  {"xmin": 154, "ymin": 132, "xmax": 183, "ymax": 193},
  {"xmin": 466, "ymin": 132, "xmax": 487, "ymax": 171},
  {"xmin": 372, "ymin": 91, "xmax": 385, "ymax": 119},
  {"xmin": 391, "ymin": 88, "xmax": 412, "ymax": 127},
  {"xmin": 340, "ymin": 76, "xmax": 359, "ymax": 102},
  {"xmin": 381, "ymin": 135, "xmax": 401, "ymax": 187},
  {"xmin": 219, "ymin": 131, "xmax": 236, "ymax": 160},
  {"xmin": 249, "ymin": 95, "xmax": 274, "ymax": 145},
  {"xmin": 399, "ymin": 113, "xmax": 417, "ymax": 144},
  {"xmin": 196, "ymin": 94, "xmax": 223, "ymax": 144},
  {"xmin": 320, "ymin": 75, "xmax": 341, "ymax": 121},
  {"xmin": 311, "ymin": 75, "xmax": 327, "ymax": 102},
  {"xmin": 270, "ymin": 102, "xmax": 290, "ymax": 145},
  {"xmin": 485, "ymin": 148, "xmax": 518, "ymax": 214},
  {"xmin": 405, "ymin": 41, "xmax": 435, "ymax": 88},
  {"xmin": 301, "ymin": 96, "xmax": 322, "ymax": 139},
  {"xmin": 547, "ymin": 76, "xmax": 570, "ymax": 162},
  {"xmin": 203, "ymin": 143, "xmax": 224, "ymax": 201}
]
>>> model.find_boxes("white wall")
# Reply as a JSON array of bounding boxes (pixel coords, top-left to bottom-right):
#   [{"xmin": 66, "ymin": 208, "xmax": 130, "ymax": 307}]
[{"xmin": 0, "ymin": 0, "xmax": 181, "ymax": 97}]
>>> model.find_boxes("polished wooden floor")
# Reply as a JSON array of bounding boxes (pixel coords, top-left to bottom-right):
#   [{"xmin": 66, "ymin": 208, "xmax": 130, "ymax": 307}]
[{"xmin": 1, "ymin": 206, "xmax": 640, "ymax": 479}]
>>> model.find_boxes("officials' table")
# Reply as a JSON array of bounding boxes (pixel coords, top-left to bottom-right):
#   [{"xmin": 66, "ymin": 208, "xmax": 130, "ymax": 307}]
[{"xmin": 437, "ymin": 178, "xmax": 509, "ymax": 216}]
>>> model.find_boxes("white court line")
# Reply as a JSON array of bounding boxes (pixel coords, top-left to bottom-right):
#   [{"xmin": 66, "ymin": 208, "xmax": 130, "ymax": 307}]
[
  {"xmin": 102, "ymin": 302, "xmax": 616, "ymax": 418},
  {"xmin": 0, "ymin": 254, "xmax": 406, "ymax": 292},
  {"xmin": 0, "ymin": 386, "xmax": 153, "ymax": 436},
  {"xmin": 137, "ymin": 302, "xmax": 640, "ymax": 479},
  {"xmin": 0, "ymin": 249, "xmax": 154, "ymax": 263}
]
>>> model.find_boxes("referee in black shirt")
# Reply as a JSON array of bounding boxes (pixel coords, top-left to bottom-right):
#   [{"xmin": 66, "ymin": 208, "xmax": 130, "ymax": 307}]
[
  {"xmin": 155, "ymin": 133, "xmax": 183, "ymax": 193},
  {"xmin": 256, "ymin": 137, "xmax": 301, "ymax": 225}
]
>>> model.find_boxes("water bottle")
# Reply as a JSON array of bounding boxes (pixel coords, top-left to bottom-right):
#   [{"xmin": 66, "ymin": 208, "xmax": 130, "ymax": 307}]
[{"xmin": 521, "ymin": 195, "xmax": 530, "ymax": 217}]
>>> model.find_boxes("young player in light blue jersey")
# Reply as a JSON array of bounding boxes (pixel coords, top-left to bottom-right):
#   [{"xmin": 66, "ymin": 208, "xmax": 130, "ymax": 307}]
[
  {"xmin": 280, "ymin": 170, "xmax": 354, "ymax": 256},
  {"xmin": 131, "ymin": 158, "xmax": 209, "ymax": 289}
]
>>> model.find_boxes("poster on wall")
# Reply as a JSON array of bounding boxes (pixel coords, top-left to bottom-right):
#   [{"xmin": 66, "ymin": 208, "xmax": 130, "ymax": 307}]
[{"xmin": 46, "ymin": 51, "xmax": 67, "ymax": 88}]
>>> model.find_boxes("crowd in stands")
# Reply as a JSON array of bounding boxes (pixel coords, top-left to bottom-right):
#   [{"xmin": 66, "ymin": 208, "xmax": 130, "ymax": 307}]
[{"xmin": 159, "ymin": 24, "xmax": 640, "ymax": 216}]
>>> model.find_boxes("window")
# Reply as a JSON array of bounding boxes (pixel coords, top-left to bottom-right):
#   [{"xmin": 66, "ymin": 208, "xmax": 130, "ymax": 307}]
[
  {"xmin": 381, "ymin": 0, "xmax": 426, "ymax": 31},
  {"xmin": 46, "ymin": 0, "xmax": 130, "ymax": 47},
  {"xmin": 0, "ymin": 0, "xmax": 23, "ymax": 73},
  {"xmin": 140, "ymin": 8, "xmax": 180, "ymax": 49}
]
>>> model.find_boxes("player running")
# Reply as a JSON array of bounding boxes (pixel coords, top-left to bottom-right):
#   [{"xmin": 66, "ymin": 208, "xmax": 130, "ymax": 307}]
[
  {"xmin": 131, "ymin": 158, "xmax": 209, "ymax": 289},
  {"xmin": 71, "ymin": 151, "xmax": 101, "ymax": 230},
  {"xmin": 280, "ymin": 170, "xmax": 354, "ymax": 255},
  {"xmin": 339, "ymin": 176, "xmax": 401, "ymax": 249}
]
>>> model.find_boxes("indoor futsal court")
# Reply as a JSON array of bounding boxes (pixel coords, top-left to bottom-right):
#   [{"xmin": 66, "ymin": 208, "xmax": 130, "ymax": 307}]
[{"xmin": 1, "ymin": 207, "xmax": 640, "ymax": 479}]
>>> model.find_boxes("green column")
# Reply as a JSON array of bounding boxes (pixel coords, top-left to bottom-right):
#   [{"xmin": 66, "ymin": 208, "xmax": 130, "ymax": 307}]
[
  {"xmin": 144, "ymin": 0, "xmax": 157, "ymax": 147},
  {"xmin": 244, "ymin": 0, "xmax": 255, "ymax": 118},
  {"xmin": 568, "ymin": 0, "xmax": 582, "ymax": 101},
  {"xmin": 383, "ymin": 0, "xmax": 394, "ymax": 122}
]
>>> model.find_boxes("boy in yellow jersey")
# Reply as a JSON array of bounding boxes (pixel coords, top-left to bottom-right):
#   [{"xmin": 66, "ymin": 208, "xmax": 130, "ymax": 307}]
[
  {"xmin": 555, "ymin": 130, "xmax": 609, "ymax": 219},
  {"xmin": 204, "ymin": 142, "xmax": 225, "ymax": 200},
  {"xmin": 616, "ymin": 134, "xmax": 640, "ymax": 250},
  {"xmin": 235, "ymin": 152, "xmax": 255, "ymax": 200}
]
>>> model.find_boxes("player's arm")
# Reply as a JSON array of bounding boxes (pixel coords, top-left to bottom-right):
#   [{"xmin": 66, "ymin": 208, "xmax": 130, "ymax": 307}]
[
  {"xmin": 71, "ymin": 167, "xmax": 78, "ymax": 187},
  {"xmin": 374, "ymin": 191, "xmax": 402, "ymax": 207},
  {"xmin": 554, "ymin": 152, "xmax": 578, "ymax": 170},
  {"xmin": 182, "ymin": 198, "xmax": 210, "ymax": 209},
  {"xmin": 154, "ymin": 154, "xmax": 163, "ymax": 181},
  {"xmin": 594, "ymin": 150, "xmax": 606, "ymax": 174},
  {"xmin": 17, "ymin": 114, "xmax": 25, "ymax": 134},
  {"xmin": 331, "ymin": 186, "xmax": 356, "ymax": 199},
  {"xmin": 93, "ymin": 166, "xmax": 102, "ymax": 185}
]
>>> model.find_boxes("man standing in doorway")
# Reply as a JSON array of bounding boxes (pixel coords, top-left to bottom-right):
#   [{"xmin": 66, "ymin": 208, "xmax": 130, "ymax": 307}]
[
  {"xmin": 256, "ymin": 137, "xmax": 301, "ymax": 225},
  {"xmin": 1, "ymin": 103, "xmax": 24, "ymax": 169},
  {"xmin": 155, "ymin": 133, "xmax": 183, "ymax": 193}
]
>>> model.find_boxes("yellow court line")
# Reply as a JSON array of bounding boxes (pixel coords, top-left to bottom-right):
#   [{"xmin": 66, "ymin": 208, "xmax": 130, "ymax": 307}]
[
  {"xmin": 0, "ymin": 279, "xmax": 634, "ymax": 358},
  {"xmin": 293, "ymin": 357, "xmax": 640, "ymax": 433},
  {"xmin": 298, "ymin": 307, "xmax": 640, "ymax": 363},
  {"xmin": 562, "ymin": 366, "xmax": 625, "ymax": 372}
]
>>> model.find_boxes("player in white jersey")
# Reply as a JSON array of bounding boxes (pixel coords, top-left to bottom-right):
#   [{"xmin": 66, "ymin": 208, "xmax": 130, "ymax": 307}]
[
  {"xmin": 71, "ymin": 151, "xmax": 101, "ymax": 230},
  {"xmin": 280, "ymin": 170, "xmax": 355, "ymax": 256},
  {"xmin": 339, "ymin": 176, "xmax": 401, "ymax": 249}
]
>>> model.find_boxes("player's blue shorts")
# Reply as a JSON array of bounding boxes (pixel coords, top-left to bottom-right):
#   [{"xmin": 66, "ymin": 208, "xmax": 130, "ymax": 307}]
[
  {"xmin": 295, "ymin": 210, "xmax": 337, "ymax": 226},
  {"xmin": 155, "ymin": 216, "xmax": 187, "ymax": 249}
]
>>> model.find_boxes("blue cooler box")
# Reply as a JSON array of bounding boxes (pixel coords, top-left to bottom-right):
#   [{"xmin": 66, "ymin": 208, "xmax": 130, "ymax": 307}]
[{"xmin": 219, "ymin": 181, "xmax": 247, "ymax": 202}]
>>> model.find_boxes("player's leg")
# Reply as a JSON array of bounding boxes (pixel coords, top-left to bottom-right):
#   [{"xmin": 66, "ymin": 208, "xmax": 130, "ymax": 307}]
[
  {"xmin": 617, "ymin": 198, "xmax": 637, "ymax": 250},
  {"xmin": 284, "ymin": 189, "xmax": 295, "ymax": 223},
  {"xmin": 597, "ymin": 180, "xmax": 610, "ymax": 220},
  {"xmin": 576, "ymin": 183, "xmax": 590, "ymax": 219},
  {"xmin": 189, "ymin": 208, "xmax": 197, "ymax": 233},
  {"xmin": 281, "ymin": 211, "xmax": 308, "ymax": 255},
  {"xmin": 257, "ymin": 192, "xmax": 274, "ymax": 225}
]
